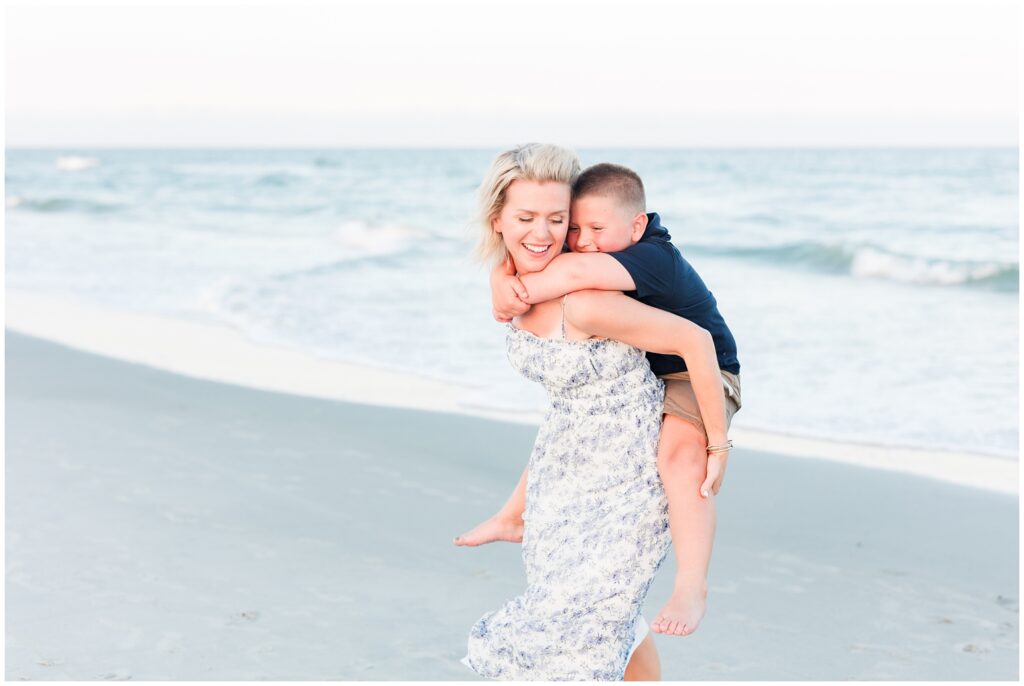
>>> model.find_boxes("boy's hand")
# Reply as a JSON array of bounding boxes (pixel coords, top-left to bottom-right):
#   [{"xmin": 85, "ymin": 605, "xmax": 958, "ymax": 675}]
[
  {"xmin": 490, "ymin": 263, "xmax": 531, "ymax": 322},
  {"xmin": 700, "ymin": 450, "xmax": 728, "ymax": 497}
]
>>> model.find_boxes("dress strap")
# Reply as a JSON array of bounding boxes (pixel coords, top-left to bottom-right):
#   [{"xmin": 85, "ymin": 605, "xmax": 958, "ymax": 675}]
[{"xmin": 560, "ymin": 294, "xmax": 568, "ymax": 339}]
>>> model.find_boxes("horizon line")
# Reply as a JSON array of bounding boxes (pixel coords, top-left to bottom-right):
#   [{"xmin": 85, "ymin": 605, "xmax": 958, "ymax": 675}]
[{"xmin": 6, "ymin": 143, "xmax": 1019, "ymax": 151}]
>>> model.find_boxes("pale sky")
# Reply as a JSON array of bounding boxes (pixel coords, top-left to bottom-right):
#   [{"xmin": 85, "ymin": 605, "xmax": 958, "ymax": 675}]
[{"xmin": 5, "ymin": 0, "xmax": 1019, "ymax": 146}]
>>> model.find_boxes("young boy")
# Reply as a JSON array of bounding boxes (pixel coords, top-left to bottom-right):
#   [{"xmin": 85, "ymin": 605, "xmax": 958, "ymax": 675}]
[{"xmin": 455, "ymin": 162, "xmax": 742, "ymax": 639}]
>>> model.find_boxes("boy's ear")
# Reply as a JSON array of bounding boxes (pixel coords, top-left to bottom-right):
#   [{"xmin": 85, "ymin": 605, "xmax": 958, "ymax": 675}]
[{"xmin": 631, "ymin": 212, "xmax": 648, "ymax": 241}]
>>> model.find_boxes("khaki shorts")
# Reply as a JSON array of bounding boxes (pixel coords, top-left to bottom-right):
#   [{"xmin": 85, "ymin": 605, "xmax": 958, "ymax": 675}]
[{"xmin": 659, "ymin": 370, "xmax": 742, "ymax": 438}]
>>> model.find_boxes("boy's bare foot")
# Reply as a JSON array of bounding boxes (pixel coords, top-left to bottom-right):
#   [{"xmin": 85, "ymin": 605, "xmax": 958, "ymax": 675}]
[
  {"xmin": 651, "ymin": 582, "xmax": 707, "ymax": 636},
  {"xmin": 453, "ymin": 514, "xmax": 524, "ymax": 546}
]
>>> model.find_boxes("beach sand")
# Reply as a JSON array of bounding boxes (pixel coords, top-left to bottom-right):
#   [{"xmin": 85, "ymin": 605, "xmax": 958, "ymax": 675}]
[{"xmin": 5, "ymin": 327, "xmax": 1018, "ymax": 680}]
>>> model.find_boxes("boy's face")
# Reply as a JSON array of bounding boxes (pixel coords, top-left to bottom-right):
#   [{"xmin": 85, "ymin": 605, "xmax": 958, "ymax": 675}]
[{"xmin": 567, "ymin": 194, "xmax": 646, "ymax": 253}]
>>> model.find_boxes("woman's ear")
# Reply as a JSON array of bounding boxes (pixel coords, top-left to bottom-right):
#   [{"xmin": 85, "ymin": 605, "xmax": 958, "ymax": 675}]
[
  {"xmin": 491, "ymin": 216, "xmax": 502, "ymax": 234},
  {"xmin": 631, "ymin": 212, "xmax": 649, "ymax": 241}
]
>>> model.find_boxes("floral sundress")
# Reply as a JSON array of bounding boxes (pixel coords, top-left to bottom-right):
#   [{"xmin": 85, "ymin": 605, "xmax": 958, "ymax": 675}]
[{"xmin": 461, "ymin": 298, "xmax": 672, "ymax": 681}]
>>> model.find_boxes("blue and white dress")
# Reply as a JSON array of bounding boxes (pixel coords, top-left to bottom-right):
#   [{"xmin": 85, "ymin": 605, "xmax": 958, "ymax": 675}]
[{"xmin": 461, "ymin": 300, "xmax": 673, "ymax": 681}]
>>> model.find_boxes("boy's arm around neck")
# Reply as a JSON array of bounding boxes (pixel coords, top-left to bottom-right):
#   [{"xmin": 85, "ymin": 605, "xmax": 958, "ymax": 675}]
[{"xmin": 519, "ymin": 252, "xmax": 637, "ymax": 304}]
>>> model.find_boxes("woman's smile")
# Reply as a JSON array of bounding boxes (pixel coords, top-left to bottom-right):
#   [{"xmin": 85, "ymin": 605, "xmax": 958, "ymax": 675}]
[{"xmin": 489, "ymin": 178, "xmax": 571, "ymax": 273}]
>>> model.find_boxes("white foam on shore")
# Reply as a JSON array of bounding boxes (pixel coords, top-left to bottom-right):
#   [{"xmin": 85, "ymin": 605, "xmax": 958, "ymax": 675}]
[{"xmin": 5, "ymin": 289, "xmax": 1017, "ymax": 495}]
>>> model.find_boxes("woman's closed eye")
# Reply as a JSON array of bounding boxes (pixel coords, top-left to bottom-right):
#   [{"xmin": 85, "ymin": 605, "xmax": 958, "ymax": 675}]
[{"xmin": 520, "ymin": 216, "xmax": 565, "ymax": 224}]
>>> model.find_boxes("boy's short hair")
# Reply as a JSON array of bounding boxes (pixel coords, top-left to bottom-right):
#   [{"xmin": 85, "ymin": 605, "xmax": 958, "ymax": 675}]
[{"xmin": 571, "ymin": 162, "xmax": 646, "ymax": 214}]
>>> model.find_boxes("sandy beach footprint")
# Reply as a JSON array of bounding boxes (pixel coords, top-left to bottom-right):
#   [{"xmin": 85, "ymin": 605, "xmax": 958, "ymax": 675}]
[
  {"xmin": 226, "ymin": 609, "xmax": 261, "ymax": 626},
  {"xmin": 156, "ymin": 631, "xmax": 185, "ymax": 655},
  {"xmin": 955, "ymin": 639, "xmax": 994, "ymax": 654},
  {"xmin": 469, "ymin": 567, "xmax": 496, "ymax": 581},
  {"xmin": 699, "ymin": 660, "xmax": 746, "ymax": 675},
  {"xmin": 994, "ymin": 594, "xmax": 1018, "ymax": 612},
  {"xmin": 98, "ymin": 668, "xmax": 133, "ymax": 680},
  {"xmin": 848, "ymin": 641, "xmax": 913, "ymax": 663}
]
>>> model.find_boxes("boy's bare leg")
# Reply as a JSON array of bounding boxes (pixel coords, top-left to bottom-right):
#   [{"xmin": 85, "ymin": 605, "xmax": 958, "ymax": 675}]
[
  {"xmin": 453, "ymin": 467, "xmax": 527, "ymax": 546},
  {"xmin": 651, "ymin": 415, "xmax": 714, "ymax": 636},
  {"xmin": 624, "ymin": 632, "xmax": 661, "ymax": 681}
]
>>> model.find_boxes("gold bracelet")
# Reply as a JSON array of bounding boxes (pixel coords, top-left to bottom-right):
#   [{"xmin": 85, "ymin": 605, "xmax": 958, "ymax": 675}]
[{"xmin": 706, "ymin": 440, "xmax": 733, "ymax": 453}]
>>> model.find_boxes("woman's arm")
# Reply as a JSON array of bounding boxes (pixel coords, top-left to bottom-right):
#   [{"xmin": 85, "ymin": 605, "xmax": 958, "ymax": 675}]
[{"xmin": 563, "ymin": 289, "xmax": 728, "ymax": 447}]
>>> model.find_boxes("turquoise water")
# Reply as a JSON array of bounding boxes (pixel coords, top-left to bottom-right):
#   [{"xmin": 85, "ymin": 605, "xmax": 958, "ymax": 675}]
[{"xmin": 5, "ymin": 148, "xmax": 1018, "ymax": 456}]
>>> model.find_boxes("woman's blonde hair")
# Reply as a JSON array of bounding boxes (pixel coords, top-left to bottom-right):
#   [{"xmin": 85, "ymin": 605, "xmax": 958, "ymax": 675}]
[{"xmin": 474, "ymin": 143, "xmax": 581, "ymax": 266}]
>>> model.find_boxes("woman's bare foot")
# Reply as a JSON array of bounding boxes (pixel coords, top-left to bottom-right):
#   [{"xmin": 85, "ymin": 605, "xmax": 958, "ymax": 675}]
[
  {"xmin": 651, "ymin": 581, "xmax": 707, "ymax": 636},
  {"xmin": 453, "ymin": 513, "xmax": 524, "ymax": 546}
]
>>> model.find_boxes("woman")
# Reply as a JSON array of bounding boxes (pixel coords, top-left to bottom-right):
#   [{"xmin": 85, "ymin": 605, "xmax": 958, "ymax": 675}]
[{"xmin": 459, "ymin": 144, "xmax": 727, "ymax": 681}]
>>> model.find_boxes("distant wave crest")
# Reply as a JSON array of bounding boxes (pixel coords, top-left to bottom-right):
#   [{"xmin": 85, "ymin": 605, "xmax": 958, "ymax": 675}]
[
  {"xmin": 8, "ymin": 195, "xmax": 124, "ymax": 214},
  {"xmin": 849, "ymin": 246, "xmax": 1017, "ymax": 290},
  {"xmin": 313, "ymin": 156, "xmax": 342, "ymax": 168},
  {"xmin": 272, "ymin": 221, "xmax": 445, "ymax": 281},
  {"xmin": 687, "ymin": 241, "xmax": 1018, "ymax": 291},
  {"xmin": 254, "ymin": 172, "xmax": 303, "ymax": 187},
  {"xmin": 55, "ymin": 156, "xmax": 99, "ymax": 171}
]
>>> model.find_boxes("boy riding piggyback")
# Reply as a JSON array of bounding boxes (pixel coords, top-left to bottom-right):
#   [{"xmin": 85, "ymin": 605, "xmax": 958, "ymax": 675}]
[{"xmin": 467, "ymin": 162, "xmax": 743, "ymax": 637}]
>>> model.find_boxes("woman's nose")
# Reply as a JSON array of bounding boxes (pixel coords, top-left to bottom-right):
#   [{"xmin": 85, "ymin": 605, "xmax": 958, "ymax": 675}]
[{"xmin": 533, "ymin": 222, "xmax": 555, "ymax": 238}]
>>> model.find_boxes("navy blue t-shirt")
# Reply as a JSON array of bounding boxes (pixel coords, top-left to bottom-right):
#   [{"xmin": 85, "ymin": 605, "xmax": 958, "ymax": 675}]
[{"xmin": 607, "ymin": 212, "xmax": 740, "ymax": 375}]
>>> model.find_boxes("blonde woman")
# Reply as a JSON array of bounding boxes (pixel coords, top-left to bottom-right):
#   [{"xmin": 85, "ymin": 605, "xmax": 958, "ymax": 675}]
[{"xmin": 457, "ymin": 144, "xmax": 729, "ymax": 681}]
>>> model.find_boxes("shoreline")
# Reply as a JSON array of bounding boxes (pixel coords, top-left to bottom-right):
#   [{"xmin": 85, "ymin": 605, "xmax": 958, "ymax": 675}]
[{"xmin": 5, "ymin": 288, "xmax": 1017, "ymax": 494}]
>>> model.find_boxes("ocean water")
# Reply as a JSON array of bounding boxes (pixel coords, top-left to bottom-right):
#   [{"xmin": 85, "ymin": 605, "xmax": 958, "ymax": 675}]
[{"xmin": 5, "ymin": 148, "xmax": 1018, "ymax": 457}]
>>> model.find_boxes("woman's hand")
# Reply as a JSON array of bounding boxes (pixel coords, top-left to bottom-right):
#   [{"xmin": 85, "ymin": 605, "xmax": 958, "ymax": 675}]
[{"xmin": 490, "ymin": 259, "xmax": 531, "ymax": 322}]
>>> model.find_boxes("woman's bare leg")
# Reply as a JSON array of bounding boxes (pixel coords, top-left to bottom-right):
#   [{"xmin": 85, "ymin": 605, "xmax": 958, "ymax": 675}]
[{"xmin": 624, "ymin": 633, "xmax": 660, "ymax": 681}]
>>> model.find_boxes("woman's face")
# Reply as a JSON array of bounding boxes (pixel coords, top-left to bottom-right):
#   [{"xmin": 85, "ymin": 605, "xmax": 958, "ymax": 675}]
[{"xmin": 491, "ymin": 179, "xmax": 571, "ymax": 274}]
